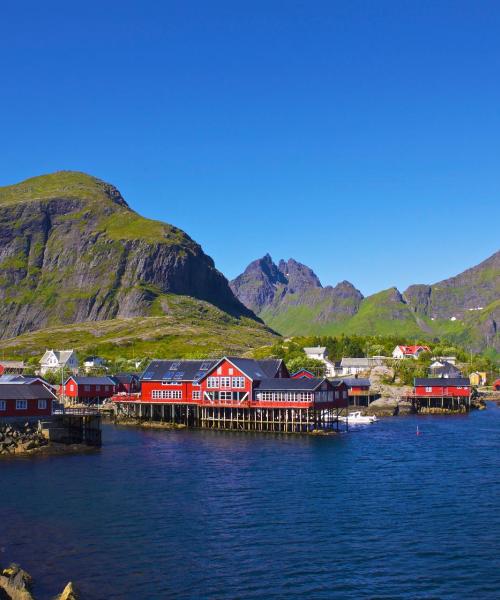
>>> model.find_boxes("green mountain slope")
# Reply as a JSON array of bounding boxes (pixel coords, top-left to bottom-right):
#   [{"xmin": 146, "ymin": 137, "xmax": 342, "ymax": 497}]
[
  {"xmin": 0, "ymin": 171, "xmax": 276, "ymax": 355},
  {"xmin": 232, "ymin": 252, "xmax": 499, "ymax": 352}
]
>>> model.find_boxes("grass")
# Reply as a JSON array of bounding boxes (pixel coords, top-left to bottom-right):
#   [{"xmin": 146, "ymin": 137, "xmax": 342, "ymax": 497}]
[{"xmin": 1, "ymin": 295, "xmax": 278, "ymax": 361}]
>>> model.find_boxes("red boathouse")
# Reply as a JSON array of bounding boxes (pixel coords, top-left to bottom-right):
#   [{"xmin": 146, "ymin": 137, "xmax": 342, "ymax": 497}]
[
  {"xmin": 0, "ymin": 384, "xmax": 57, "ymax": 421},
  {"xmin": 61, "ymin": 376, "xmax": 117, "ymax": 404},
  {"xmin": 113, "ymin": 357, "xmax": 349, "ymax": 433},
  {"xmin": 411, "ymin": 377, "xmax": 472, "ymax": 412}
]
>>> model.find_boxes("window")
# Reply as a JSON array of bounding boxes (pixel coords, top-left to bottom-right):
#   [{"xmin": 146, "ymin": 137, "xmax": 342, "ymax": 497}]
[
  {"xmin": 16, "ymin": 400, "xmax": 27, "ymax": 410},
  {"xmin": 229, "ymin": 368, "xmax": 234, "ymax": 375},
  {"xmin": 207, "ymin": 377, "xmax": 219, "ymax": 388},
  {"xmin": 192, "ymin": 391, "xmax": 201, "ymax": 400},
  {"xmin": 151, "ymin": 390, "xmax": 182, "ymax": 399},
  {"xmin": 425, "ymin": 387, "xmax": 432, "ymax": 392},
  {"xmin": 0, "ymin": 401, "xmax": 6, "ymax": 411},
  {"xmin": 232, "ymin": 377, "xmax": 245, "ymax": 388},
  {"xmin": 220, "ymin": 377, "xmax": 231, "ymax": 388},
  {"xmin": 219, "ymin": 391, "xmax": 233, "ymax": 401},
  {"xmin": 96, "ymin": 385, "xmax": 100, "ymax": 391},
  {"xmin": 69, "ymin": 384, "xmax": 74, "ymax": 392},
  {"xmin": 38, "ymin": 399, "xmax": 47, "ymax": 410},
  {"xmin": 104, "ymin": 386, "xmax": 108, "ymax": 392},
  {"xmin": 84, "ymin": 385, "xmax": 90, "ymax": 391}
]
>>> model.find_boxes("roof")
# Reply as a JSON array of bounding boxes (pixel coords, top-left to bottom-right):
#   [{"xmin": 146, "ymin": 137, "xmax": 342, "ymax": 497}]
[
  {"xmin": 341, "ymin": 378, "xmax": 371, "ymax": 387},
  {"xmin": 0, "ymin": 384, "xmax": 57, "ymax": 400},
  {"xmin": 40, "ymin": 349, "xmax": 75, "ymax": 365},
  {"xmin": 65, "ymin": 376, "xmax": 116, "ymax": 385},
  {"xmin": 397, "ymin": 345, "xmax": 431, "ymax": 355},
  {"xmin": 0, "ymin": 360, "xmax": 25, "ymax": 368},
  {"xmin": 224, "ymin": 357, "xmax": 285, "ymax": 380},
  {"xmin": 303, "ymin": 346, "xmax": 327, "ymax": 354},
  {"xmin": 414, "ymin": 378, "xmax": 470, "ymax": 387},
  {"xmin": 430, "ymin": 363, "xmax": 461, "ymax": 376},
  {"xmin": 0, "ymin": 375, "xmax": 49, "ymax": 385},
  {"xmin": 253, "ymin": 377, "xmax": 330, "ymax": 391},
  {"xmin": 141, "ymin": 360, "xmax": 218, "ymax": 382},
  {"xmin": 291, "ymin": 369, "xmax": 315, "ymax": 377},
  {"xmin": 112, "ymin": 373, "xmax": 139, "ymax": 384},
  {"xmin": 340, "ymin": 358, "xmax": 370, "ymax": 367}
]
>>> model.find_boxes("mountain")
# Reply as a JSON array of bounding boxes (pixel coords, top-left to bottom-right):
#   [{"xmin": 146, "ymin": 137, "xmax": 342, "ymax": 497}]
[
  {"xmin": 231, "ymin": 255, "xmax": 363, "ymax": 336},
  {"xmin": 0, "ymin": 171, "xmax": 276, "ymax": 356},
  {"xmin": 231, "ymin": 253, "xmax": 500, "ymax": 352}
]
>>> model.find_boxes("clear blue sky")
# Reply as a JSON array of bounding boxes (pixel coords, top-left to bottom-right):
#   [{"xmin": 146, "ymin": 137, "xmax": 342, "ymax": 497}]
[{"xmin": 1, "ymin": 1, "xmax": 499, "ymax": 295}]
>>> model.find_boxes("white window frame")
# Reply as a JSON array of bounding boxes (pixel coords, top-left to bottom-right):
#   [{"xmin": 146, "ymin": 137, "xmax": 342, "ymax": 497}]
[
  {"xmin": 0, "ymin": 400, "xmax": 6, "ymax": 411},
  {"xmin": 425, "ymin": 387, "xmax": 432, "ymax": 392},
  {"xmin": 38, "ymin": 399, "xmax": 47, "ymax": 410},
  {"xmin": 192, "ymin": 391, "xmax": 201, "ymax": 400},
  {"xmin": 16, "ymin": 399, "xmax": 28, "ymax": 410},
  {"xmin": 232, "ymin": 377, "xmax": 245, "ymax": 388},
  {"xmin": 220, "ymin": 377, "xmax": 231, "ymax": 388},
  {"xmin": 219, "ymin": 391, "xmax": 233, "ymax": 401},
  {"xmin": 207, "ymin": 377, "xmax": 219, "ymax": 389}
]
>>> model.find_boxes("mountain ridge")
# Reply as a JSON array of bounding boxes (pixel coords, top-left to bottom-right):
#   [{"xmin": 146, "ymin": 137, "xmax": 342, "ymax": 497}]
[{"xmin": 231, "ymin": 252, "xmax": 499, "ymax": 352}]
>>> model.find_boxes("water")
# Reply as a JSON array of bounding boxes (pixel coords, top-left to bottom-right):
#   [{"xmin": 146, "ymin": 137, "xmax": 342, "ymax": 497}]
[{"xmin": 1, "ymin": 406, "xmax": 499, "ymax": 599}]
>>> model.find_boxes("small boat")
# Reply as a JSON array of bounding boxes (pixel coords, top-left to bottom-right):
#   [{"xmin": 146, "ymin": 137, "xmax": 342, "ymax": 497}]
[{"xmin": 340, "ymin": 411, "xmax": 377, "ymax": 425}]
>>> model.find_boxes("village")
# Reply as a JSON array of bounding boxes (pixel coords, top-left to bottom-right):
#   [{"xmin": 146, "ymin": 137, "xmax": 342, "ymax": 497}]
[{"xmin": 0, "ymin": 343, "xmax": 496, "ymax": 452}]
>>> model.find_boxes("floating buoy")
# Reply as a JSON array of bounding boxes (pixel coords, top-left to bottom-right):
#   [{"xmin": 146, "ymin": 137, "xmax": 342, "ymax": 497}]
[{"xmin": 416, "ymin": 425, "xmax": 421, "ymax": 436}]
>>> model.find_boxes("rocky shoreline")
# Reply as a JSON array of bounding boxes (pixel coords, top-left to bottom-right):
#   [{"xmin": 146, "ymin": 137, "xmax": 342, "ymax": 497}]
[
  {"xmin": 0, "ymin": 422, "xmax": 98, "ymax": 459},
  {"xmin": 0, "ymin": 564, "xmax": 79, "ymax": 600}
]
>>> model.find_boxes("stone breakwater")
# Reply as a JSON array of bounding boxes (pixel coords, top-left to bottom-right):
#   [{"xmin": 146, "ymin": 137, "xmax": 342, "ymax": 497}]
[
  {"xmin": 0, "ymin": 423, "xmax": 48, "ymax": 456},
  {"xmin": 0, "ymin": 563, "xmax": 79, "ymax": 600}
]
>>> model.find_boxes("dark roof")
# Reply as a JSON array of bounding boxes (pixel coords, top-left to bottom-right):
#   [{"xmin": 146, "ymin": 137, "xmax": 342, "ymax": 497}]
[
  {"xmin": 66, "ymin": 376, "xmax": 116, "ymax": 385},
  {"xmin": 429, "ymin": 363, "xmax": 461, "ymax": 376},
  {"xmin": 140, "ymin": 360, "xmax": 218, "ymax": 382},
  {"xmin": 112, "ymin": 373, "xmax": 139, "ymax": 384},
  {"xmin": 254, "ymin": 377, "xmax": 330, "ymax": 391},
  {"xmin": 205, "ymin": 357, "xmax": 285, "ymax": 380},
  {"xmin": 341, "ymin": 378, "xmax": 371, "ymax": 387},
  {"xmin": 0, "ymin": 384, "xmax": 57, "ymax": 400},
  {"xmin": 414, "ymin": 378, "xmax": 470, "ymax": 386}
]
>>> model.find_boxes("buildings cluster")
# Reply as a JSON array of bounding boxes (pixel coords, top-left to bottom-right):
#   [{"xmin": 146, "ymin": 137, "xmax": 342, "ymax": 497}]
[{"xmin": 0, "ymin": 341, "xmax": 496, "ymax": 423}]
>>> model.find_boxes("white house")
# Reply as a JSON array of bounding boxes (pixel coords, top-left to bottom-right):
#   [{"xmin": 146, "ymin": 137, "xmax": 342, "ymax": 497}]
[
  {"xmin": 339, "ymin": 357, "xmax": 371, "ymax": 376},
  {"xmin": 392, "ymin": 345, "xmax": 431, "ymax": 360},
  {"xmin": 83, "ymin": 356, "xmax": 106, "ymax": 372},
  {"xmin": 303, "ymin": 346, "xmax": 337, "ymax": 378},
  {"xmin": 40, "ymin": 349, "xmax": 79, "ymax": 376}
]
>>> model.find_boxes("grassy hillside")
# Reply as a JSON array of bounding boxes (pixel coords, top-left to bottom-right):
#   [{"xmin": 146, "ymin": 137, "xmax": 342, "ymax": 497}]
[{"xmin": 1, "ymin": 295, "xmax": 278, "ymax": 360}]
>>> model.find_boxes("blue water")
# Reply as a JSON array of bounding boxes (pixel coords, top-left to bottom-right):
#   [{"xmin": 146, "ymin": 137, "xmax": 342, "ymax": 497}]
[{"xmin": 1, "ymin": 406, "xmax": 499, "ymax": 599}]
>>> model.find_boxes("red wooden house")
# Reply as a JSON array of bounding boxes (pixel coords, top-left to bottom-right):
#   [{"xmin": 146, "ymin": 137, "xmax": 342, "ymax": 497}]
[
  {"xmin": 112, "ymin": 373, "xmax": 140, "ymax": 394},
  {"xmin": 62, "ymin": 376, "xmax": 116, "ymax": 404},
  {"xmin": 413, "ymin": 378, "xmax": 471, "ymax": 398},
  {"xmin": 114, "ymin": 357, "xmax": 348, "ymax": 430},
  {"xmin": 0, "ymin": 384, "xmax": 56, "ymax": 420},
  {"xmin": 494, "ymin": 379, "xmax": 500, "ymax": 392}
]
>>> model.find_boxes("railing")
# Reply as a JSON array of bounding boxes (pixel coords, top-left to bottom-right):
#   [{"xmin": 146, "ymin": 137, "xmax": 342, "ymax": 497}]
[{"xmin": 53, "ymin": 407, "xmax": 101, "ymax": 416}]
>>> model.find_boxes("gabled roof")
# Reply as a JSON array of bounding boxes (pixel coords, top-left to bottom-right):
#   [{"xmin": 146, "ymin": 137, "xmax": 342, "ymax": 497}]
[
  {"xmin": 303, "ymin": 346, "xmax": 327, "ymax": 354},
  {"xmin": 197, "ymin": 357, "xmax": 286, "ymax": 382},
  {"xmin": 341, "ymin": 378, "xmax": 371, "ymax": 387},
  {"xmin": 0, "ymin": 384, "xmax": 57, "ymax": 400},
  {"xmin": 0, "ymin": 375, "xmax": 50, "ymax": 385},
  {"xmin": 340, "ymin": 358, "xmax": 370, "ymax": 367},
  {"xmin": 397, "ymin": 345, "xmax": 431, "ymax": 355},
  {"xmin": 0, "ymin": 360, "xmax": 25, "ymax": 368},
  {"xmin": 40, "ymin": 349, "xmax": 75, "ymax": 365},
  {"xmin": 112, "ymin": 373, "xmax": 139, "ymax": 384},
  {"xmin": 140, "ymin": 360, "xmax": 218, "ymax": 382},
  {"xmin": 253, "ymin": 377, "xmax": 331, "ymax": 391},
  {"xmin": 65, "ymin": 376, "xmax": 116, "ymax": 385},
  {"xmin": 414, "ymin": 378, "xmax": 470, "ymax": 387},
  {"xmin": 291, "ymin": 369, "xmax": 315, "ymax": 378}
]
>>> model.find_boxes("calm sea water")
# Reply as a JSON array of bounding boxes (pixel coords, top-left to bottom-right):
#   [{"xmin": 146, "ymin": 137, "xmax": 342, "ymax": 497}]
[{"xmin": 1, "ymin": 406, "xmax": 499, "ymax": 600}]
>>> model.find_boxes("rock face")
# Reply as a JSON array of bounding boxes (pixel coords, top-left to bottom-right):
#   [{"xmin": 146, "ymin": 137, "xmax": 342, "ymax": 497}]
[
  {"xmin": 231, "ymin": 251, "xmax": 500, "ymax": 351},
  {"xmin": 403, "ymin": 250, "xmax": 500, "ymax": 320},
  {"xmin": 0, "ymin": 171, "xmax": 256, "ymax": 339},
  {"xmin": 230, "ymin": 254, "xmax": 363, "ymax": 332}
]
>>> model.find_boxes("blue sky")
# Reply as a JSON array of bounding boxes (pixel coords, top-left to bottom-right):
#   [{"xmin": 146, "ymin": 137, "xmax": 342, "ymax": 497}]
[{"xmin": 1, "ymin": 1, "xmax": 499, "ymax": 295}]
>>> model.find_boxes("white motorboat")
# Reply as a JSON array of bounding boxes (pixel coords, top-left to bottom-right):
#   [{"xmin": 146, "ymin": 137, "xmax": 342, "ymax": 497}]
[{"xmin": 340, "ymin": 411, "xmax": 377, "ymax": 425}]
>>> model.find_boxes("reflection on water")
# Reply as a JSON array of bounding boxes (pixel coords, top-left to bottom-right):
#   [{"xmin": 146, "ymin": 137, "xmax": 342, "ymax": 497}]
[{"xmin": 1, "ymin": 407, "xmax": 500, "ymax": 599}]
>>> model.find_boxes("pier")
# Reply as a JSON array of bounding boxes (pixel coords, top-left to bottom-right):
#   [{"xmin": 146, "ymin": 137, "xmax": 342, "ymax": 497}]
[{"xmin": 42, "ymin": 408, "xmax": 102, "ymax": 446}]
